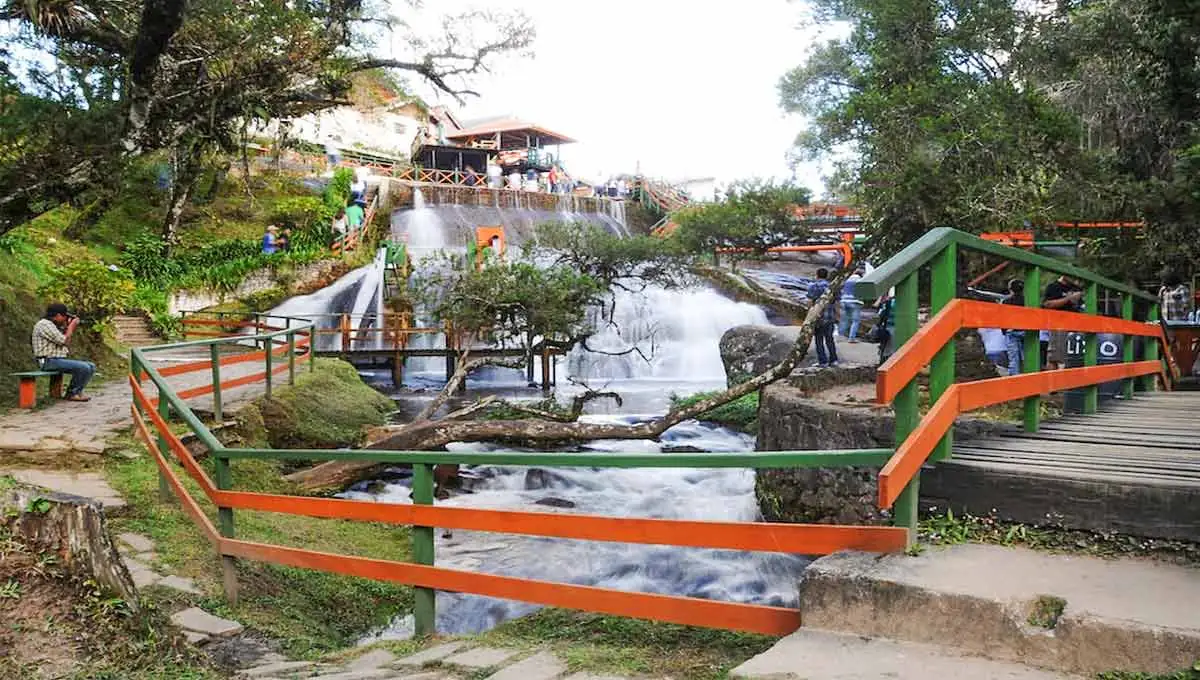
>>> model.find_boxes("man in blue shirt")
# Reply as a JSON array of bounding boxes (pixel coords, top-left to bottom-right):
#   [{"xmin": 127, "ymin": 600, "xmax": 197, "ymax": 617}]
[
  {"xmin": 807, "ymin": 268, "xmax": 840, "ymax": 367},
  {"xmin": 839, "ymin": 266, "xmax": 865, "ymax": 342}
]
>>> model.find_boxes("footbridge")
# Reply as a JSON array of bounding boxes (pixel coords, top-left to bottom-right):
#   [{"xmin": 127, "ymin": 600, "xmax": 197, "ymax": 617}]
[{"xmin": 129, "ymin": 227, "xmax": 1178, "ymax": 639}]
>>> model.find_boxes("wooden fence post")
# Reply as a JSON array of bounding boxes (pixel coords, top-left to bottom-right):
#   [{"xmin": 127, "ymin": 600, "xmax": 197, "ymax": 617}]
[
  {"xmin": 287, "ymin": 331, "xmax": 296, "ymax": 386},
  {"xmin": 156, "ymin": 397, "xmax": 172, "ymax": 502},
  {"xmin": 1083, "ymin": 283, "xmax": 1099, "ymax": 413},
  {"xmin": 214, "ymin": 455, "xmax": 239, "ymax": 605},
  {"xmin": 1022, "ymin": 266, "xmax": 1043, "ymax": 432},
  {"xmin": 928, "ymin": 242, "xmax": 956, "ymax": 462},
  {"xmin": 264, "ymin": 333, "xmax": 274, "ymax": 399},
  {"xmin": 210, "ymin": 344, "xmax": 223, "ymax": 422},
  {"xmin": 1121, "ymin": 294, "xmax": 1135, "ymax": 399},
  {"xmin": 891, "ymin": 272, "xmax": 920, "ymax": 542},
  {"xmin": 1143, "ymin": 304, "xmax": 1160, "ymax": 391},
  {"xmin": 412, "ymin": 464, "xmax": 436, "ymax": 636}
]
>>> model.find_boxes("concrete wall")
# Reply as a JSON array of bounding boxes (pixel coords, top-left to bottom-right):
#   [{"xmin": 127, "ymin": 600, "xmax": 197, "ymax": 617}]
[{"xmin": 169, "ymin": 259, "xmax": 347, "ymax": 314}]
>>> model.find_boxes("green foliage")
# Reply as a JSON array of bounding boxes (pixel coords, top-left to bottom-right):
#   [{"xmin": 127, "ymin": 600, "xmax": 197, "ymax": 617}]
[
  {"xmin": 323, "ymin": 168, "xmax": 355, "ymax": 215},
  {"xmin": 38, "ymin": 260, "xmax": 135, "ymax": 321},
  {"xmin": 669, "ymin": 391, "xmax": 760, "ymax": 434},
  {"xmin": 120, "ymin": 233, "xmax": 181, "ymax": 283},
  {"xmin": 1027, "ymin": 594, "xmax": 1066, "ymax": 629},
  {"xmin": 530, "ymin": 221, "xmax": 690, "ymax": 289},
  {"xmin": 671, "ymin": 181, "xmax": 813, "ymax": 260},
  {"xmin": 253, "ymin": 359, "xmax": 395, "ymax": 448},
  {"xmin": 274, "ymin": 195, "xmax": 333, "ymax": 251}
]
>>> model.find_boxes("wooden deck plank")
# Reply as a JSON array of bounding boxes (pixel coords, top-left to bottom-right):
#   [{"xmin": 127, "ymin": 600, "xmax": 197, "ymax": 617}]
[{"xmin": 957, "ymin": 438, "xmax": 1200, "ymax": 461}]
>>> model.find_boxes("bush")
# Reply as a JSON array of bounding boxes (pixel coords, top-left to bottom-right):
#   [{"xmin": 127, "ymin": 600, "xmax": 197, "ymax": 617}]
[
  {"xmin": 323, "ymin": 167, "xmax": 354, "ymax": 214},
  {"xmin": 274, "ymin": 195, "xmax": 333, "ymax": 251},
  {"xmin": 119, "ymin": 233, "xmax": 181, "ymax": 283},
  {"xmin": 39, "ymin": 260, "xmax": 136, "ymax": 322},
  {"xmin": 669, "ymin": 391, "xmax": 760, "ymax": 434}
]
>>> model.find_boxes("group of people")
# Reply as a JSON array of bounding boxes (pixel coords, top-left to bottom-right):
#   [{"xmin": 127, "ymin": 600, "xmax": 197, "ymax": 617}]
[
  {"xmin": 331, "ymin": 172, "xmax": 370, "ymax": 240},
  {"xmin": 807, "ymin": 266, "xmax": 897, "ymax": 367},
  {"xmin": 261, "ymin": 223, "xmax": 294, "ymax": 254},
  {"xmin": 460, "ymin": 162, "xmax": 579, "ymax": 195}
]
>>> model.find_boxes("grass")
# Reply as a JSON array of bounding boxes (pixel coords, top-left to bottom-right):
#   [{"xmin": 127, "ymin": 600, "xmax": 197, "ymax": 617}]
[
  {"xmin": 103, "ymin": 363, "xmax": 414, "ymax": 657},
  {"xmin": 470, "ymin": 610, "xmax": 777, "ymax": 680},
  {"xmin": 670, "ymin": 391, "xmax": 760, "ymax": 434},
  {"xmin": 1026, "ymin": 594, "xmax": 1066, "ymax": 629},
  {"xmin": 919, "ymin": 509, "xmax": 1200, "ymax": 565}
]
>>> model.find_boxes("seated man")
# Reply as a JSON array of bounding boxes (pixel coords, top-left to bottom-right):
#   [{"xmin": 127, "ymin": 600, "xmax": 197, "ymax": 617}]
[{"xmin": 32, "ymin": 303, "xmax": 95, "ymax": 402}]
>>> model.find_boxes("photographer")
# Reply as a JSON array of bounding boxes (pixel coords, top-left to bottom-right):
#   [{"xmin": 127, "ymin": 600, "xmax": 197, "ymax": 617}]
[{"xmin": 31, "ymin": 303, "xmax": 96, "ymax": 402}]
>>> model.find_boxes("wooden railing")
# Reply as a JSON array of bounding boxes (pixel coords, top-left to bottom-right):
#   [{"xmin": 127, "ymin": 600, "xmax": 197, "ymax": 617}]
[
  {"xmin": 856, "ymin": 227, "xmax": 1173, "ymax": 530},
  {"xmin": 131, "ymin": 315, "xmax": 911, "ymax": 637},
  {"xmin": 331, "ymin": 191, "xmax": 380, "ymax": 256}
]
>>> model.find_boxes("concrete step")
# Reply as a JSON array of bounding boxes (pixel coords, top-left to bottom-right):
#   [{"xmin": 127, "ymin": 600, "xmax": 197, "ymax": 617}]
[
  {"xmin": 731, "ymin": 629, "xmax": 1078, "ymax": 679},
  {"xmin": 798, "ymin": 544, "xmax": 1200, "ymax": 676}
]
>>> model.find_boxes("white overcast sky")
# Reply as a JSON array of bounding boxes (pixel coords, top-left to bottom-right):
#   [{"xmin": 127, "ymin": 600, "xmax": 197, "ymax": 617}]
[{"xmin": 398, "ymin": 0, "xmax": 839, "ymax": 195}]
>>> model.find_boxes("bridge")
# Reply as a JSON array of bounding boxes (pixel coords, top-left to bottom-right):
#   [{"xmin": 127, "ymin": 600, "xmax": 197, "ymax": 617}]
[{"xmin": 130, "ymin": 227, "xmax": 1180, "ymax": 639}]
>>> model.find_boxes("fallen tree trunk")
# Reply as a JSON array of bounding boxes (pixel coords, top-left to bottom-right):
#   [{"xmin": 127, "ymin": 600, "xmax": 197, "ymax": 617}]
[{"xmin": 285, "ymin": 275, "xmax": 845, "ymax": 491}]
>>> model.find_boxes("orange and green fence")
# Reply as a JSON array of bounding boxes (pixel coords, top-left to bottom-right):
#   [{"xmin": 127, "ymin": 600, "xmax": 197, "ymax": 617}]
[{"xmin": 130, "ymin": 228, "xmax": 1173, "ymax": 637}]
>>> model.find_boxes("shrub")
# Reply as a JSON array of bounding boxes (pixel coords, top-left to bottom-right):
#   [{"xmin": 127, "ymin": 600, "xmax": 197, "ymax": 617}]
[
  {"xmin": 119, "ymin": 233, "xmax": 181, "ymax": 283},
  {"xmin": 39, "ymin": 260, "xmax": 136, "ymax": 322},
  {"xmin": 323, "ymin": 167, "xmax": 354, "ymax": 214}
]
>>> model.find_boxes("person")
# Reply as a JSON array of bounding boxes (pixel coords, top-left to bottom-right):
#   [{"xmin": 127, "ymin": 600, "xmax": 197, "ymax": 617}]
[
  {"xmin": 350, "ymin": 174, "xmax": 367, "ymax": 203},
  {"xmin": 548, "ymin": 165, "xmax": 559, "ymax": 192},
  {"xmin": 978, "ymin": 327, "xmax": 1008, "ymax": 374},
  {"xmin": 324, "ymin": 141, "xmax": 341, "ymax": 168},
  {"xmin": 32, "ymin": 304, "xmax": 95, "ymax": 402},
  {"xmin": 876, "ymin": 290, "xmax": 896, "ymax": 365},
  {"xmin": 277, "ymin": 226, "xmax": 292, "ymax": 252},
  {"xmin": 486, "ymin": 159, "xmax": 502, "ymax": 189},
  {"xmin": 262, "ymin": 225, "xmax": 279, "ymax": 254},
  {"xmin": 806, "ymin": 268, "xmax": 840, "ymax": 367},
  {"xmin": 345, "ymin": 200, "xmax": 365, "ymax": 229},
  {"xmin": 331, "ymin": 207, "xmax": 347, "ymax": 237},
  {"xmin": 1159, "ymin": 273, "xmax": 1190, "ymax": 323},
  {"xmin": 1002, "ymin": 278, "xmax": 1026, "ymax": 375},
  {"xmin": 464, "ymin": 165, "xmax": 479, "ymax": 187},
  {"xmin": 507, "ymin": 170, "xmax": 522, "ymax": 190},
  {"xmin": 839, "ymin": 267, "xmax": 865, "ymax": 341},
  {"xmin": 1042, "ymin": 274, "xmax": 1084, "ymax": 369}
]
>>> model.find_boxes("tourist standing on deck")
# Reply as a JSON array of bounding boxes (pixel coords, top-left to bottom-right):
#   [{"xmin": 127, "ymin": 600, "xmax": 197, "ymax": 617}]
[
  {"xmin": 839, "ymin": 267, "xmax": 865, "ymax": 341},
  {"xmin": 807, "ymin": 268, "xmax": 840, "ymax": 367},
  {"xmin": 32, "ymin": 304, "xmax": 95, "ymax": 402},
  {"xmin": 464, "ymin": 165, "xmax": 480, "ymax": 187},
  {"xmin": 1042, "ymin": 275, "xmax": 1084, "ymax": 369},
  {"xmin": 1159, "ymin": 273, "xmax": 1190, "ymax": 323},
  {"xmin": 262, "ymin": 225, "xmax": 279, "ymax": 254},
  {"xmin": 487, "ymin": 160, "xmax": 502, "ymax": 188},
  {"xmin": 1003, "ymin": 278, "xmax": 1026, "ymax": 375}
]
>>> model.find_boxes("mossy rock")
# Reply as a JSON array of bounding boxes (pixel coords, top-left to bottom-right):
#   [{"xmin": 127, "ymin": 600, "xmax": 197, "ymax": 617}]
[{"xmin": 253, "ymin": 359, "xmax": 395, "ymax": 449}]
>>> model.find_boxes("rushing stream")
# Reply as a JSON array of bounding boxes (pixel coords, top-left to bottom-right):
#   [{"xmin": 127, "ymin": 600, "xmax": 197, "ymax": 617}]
[{"xmin": 267, "ymin": 190, "xmax": 809, "ymax": 638}]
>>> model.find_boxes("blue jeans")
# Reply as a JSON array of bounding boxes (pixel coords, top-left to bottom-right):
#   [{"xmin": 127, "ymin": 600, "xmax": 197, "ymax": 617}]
[
  {"xmin": 41, "ymin": 357, "xmax": 95, "ymax": 396},
  {"xmin": 815, "ymin": 321, "xmax": 838, "ymax": 365},
  {"xmin": 1005, "ymin": 332, "xmax": 1024, "ymax": 375},
  {"xmin": 839, "ymin": 299, "xmax": 863, "ymax": 339}
]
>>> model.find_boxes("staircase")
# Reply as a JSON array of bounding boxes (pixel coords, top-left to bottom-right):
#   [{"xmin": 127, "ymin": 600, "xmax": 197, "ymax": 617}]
[{"xmin": 113, "ymin": 315, "xmax": 161, "ymax": 348}]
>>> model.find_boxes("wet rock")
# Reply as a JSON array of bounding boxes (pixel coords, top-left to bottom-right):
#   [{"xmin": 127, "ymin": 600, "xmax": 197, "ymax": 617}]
[
  {"xmin": 661, "ymin": 444, "xmax": 707, "ymax": 453},
  {"xmin": 523, "ymin": 468, "xmax": 572, "ymax": 490},
  {"xmin": 534, "ymin": 497, "xmax": 576, "ymax": 509},
  {"xmin": 720, "ymin": 325, "xmax": 804, "ymax": 386}
]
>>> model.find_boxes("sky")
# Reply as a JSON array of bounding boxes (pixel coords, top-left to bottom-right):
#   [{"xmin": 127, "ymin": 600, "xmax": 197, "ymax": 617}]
[{"xmin": 398, "ymin": 0, "xmax": 838, "ymax": 196}]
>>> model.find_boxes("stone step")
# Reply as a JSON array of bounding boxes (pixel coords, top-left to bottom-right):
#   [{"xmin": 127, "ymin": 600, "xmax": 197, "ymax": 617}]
[
  {"xmin": 798, "ymin": 544, "xmax": 1200, "ymax": 676},
  {"xmin": 730, "ymin": 629, "xmax": 1078, "ymax": 679}
]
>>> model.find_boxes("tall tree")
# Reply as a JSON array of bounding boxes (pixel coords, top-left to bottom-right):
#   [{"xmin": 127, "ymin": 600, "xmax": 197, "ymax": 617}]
[{"xmin": 0, "ymin": 0, "xmax": 534, "ymax": 245}]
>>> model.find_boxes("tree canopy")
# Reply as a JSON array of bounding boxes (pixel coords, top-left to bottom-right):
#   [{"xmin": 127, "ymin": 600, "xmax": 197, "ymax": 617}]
[
  {"xmin": 670, "ymin": 180, "xmax": 813, "ymax": 262},
  {"xmin": 782, "ymin": 0, "xmax": 1200, "ymax": 277}
]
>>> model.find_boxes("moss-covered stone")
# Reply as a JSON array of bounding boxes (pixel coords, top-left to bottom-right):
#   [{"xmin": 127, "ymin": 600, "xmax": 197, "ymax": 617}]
[{"xmin": 250, "ymin": 359, "xmax": 395, "ymax": 449}]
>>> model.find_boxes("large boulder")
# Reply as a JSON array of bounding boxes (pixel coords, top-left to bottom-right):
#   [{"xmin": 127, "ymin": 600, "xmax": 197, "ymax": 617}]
[{"xmin": 719, "ymin": 325, "xmax": 803, "ymax": 386}]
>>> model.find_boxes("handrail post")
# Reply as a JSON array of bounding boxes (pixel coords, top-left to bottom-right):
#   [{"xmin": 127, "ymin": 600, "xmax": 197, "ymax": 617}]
[
  {"xmin": 210, "ymin": 343, "xmax": 223, "ymax": 422},
  {"xmin": 264, "ymin": 333, "xmax": 274, "ymax": 399},
  {"xmin": 214, "ymin": 455, "xmax": 239, "ymax": 605},
  {"xmin": 1121, "ymin": 294, "xmax": 1134, "ymax": 399},
  {"xmin": 309, "ymin": 328, "xmax": 317, "ymax": 373},
  {"xmin": 287, "ymin": 331, "xmax": 296, "ymax": 386},
  {"xmin": 1083, "ymin": 283, "xmax": 1099, "ymax": 413},
  {"xmin": 1022, "ymin": 266, "xmax": 1043, "ymax": 431},
  {"xmin": 928, "ymin": 242, "xmax": 956, "ymax": 462},
  {"xmin": 412, "ymin": 464, "xmax": 436, "ymax": 636},
  {"xmin": 156, "ymin": 396, "xmax": 172, "ymax": 502},
  {"xmin": 1143, "ymin": 304, "xmax": 1160, "ymax": 391},
  {"xmin": 891, "ymin": 272, "xmax": 920, "ymax": 541}
]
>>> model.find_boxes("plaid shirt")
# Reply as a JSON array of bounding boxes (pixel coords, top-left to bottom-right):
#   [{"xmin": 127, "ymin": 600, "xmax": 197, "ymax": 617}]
[
  {"xmin": 32, "ymin": 318, "xmax": 69, "ymax": 359},
  {"xmin": 1161, "ymin": 285, "xmax": 1190, "ymax": 322}
]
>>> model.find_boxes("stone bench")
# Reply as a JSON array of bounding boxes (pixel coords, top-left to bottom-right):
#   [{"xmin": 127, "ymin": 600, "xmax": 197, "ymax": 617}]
[{"xmin": 11, "ymin": 370, "xmax": 65, "ymax": 409}]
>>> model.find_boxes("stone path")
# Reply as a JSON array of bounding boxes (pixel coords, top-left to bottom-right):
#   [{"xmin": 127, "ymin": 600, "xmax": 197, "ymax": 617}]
[
  {"xmin": 236, "ymin": 644, "xmax": 618, "ymax": 680},
  {"xmin": 0, "ymin": 347, "xmax": 280, "ymax": 463}
]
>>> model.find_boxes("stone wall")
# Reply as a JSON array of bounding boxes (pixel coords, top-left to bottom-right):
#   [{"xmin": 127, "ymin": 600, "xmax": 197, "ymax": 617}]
[
  {"xmin": 0, "ymin": 483, "xmax": 137, "ymax": 606},
  {"xmin": 756, "ymin": 377, "xmax": 1010, "ymax": 525},
  {"xmin": 169, "ymin": 259, "xmax": 349, "ymax": 314}
]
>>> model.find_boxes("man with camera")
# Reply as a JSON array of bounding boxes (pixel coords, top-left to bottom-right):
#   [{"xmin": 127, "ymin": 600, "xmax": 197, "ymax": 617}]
[{"xmin": 31, "ymin": 303, "xmax": 96, "ymax": 402}]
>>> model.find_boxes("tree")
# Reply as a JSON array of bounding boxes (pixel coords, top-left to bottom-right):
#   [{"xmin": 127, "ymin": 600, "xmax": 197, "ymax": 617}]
[
  {"xmin": 0, "ymin": 1, "xmax": 534, "ymax": 244},
  {"xmin": 670, "ymin": 180, "xmax": 813, "ymax": 267},
  {"xmin": 285, "ymin": 221, "xmax": 849, "ymax": 489}
]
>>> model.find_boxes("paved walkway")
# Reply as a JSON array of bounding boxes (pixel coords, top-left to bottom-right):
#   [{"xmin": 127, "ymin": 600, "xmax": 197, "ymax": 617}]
[{"xmin": 0, "ymin": 348, "xmax": 280, "ymax": 463}]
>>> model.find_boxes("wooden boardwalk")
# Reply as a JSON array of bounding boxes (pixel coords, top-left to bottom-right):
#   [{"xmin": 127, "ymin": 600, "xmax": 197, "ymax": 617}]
[{"xmin": 923, "ymin": 391, "xmax": 1200, "ymax": 541}]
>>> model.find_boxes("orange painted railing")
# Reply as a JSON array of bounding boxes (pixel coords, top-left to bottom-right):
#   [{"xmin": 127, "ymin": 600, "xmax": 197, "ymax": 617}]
[{"xmin": 130, "ymin": 316, "xmax": 910, "ymax": 637}]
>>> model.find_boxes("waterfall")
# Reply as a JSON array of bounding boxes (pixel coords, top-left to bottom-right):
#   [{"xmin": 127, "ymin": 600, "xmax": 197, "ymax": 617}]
[
  {"xmin": 565, "ymin": 285, "xmax": 768, "ymax": 382},
  {"xmin": 267, "ymin": 266, "xmax": 370, "ymax": 351},
  {"xmin": 346, "ymin": 247, "xmax": 387, "ymax": 348}
]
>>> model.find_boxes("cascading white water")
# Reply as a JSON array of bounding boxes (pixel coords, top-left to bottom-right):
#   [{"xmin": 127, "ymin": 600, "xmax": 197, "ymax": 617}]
[
  {"xmin": 565, "ymin": 285, "xmax": 769, "ymax": 382},
  {"xmin": 347, "ymin": 247, "xmax": 387, "ymax": 348},
  {"xmin": 266, "ymin": 266, "xmax": 371, "ymax": 351}
]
